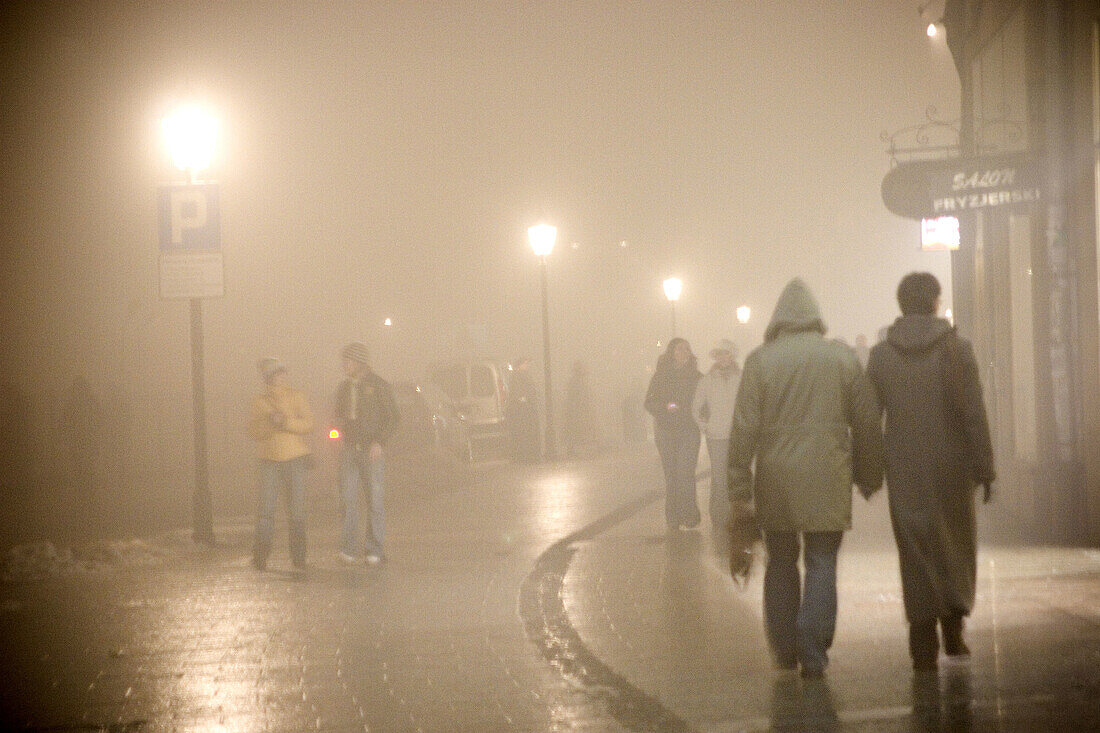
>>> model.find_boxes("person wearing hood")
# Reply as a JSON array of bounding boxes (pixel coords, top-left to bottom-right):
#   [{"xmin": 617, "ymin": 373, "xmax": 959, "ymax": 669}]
[
  {"xmin": 728, "ymin": 278, "xmax": 883, "ymax": 678},
  {"xmin": 247, "ymin": 358, "xmax": 315, "ymax": 571},
  {"xmin": 692, "ymin": 338, "xmax": 741, "ymax": 534},
  {"xmin": 645, "ymin": 337, "xmax": 704, "ymax": 530},
  {"xmin": 866, "ymin": 272, "xmax": 995, "ymax": 672}
]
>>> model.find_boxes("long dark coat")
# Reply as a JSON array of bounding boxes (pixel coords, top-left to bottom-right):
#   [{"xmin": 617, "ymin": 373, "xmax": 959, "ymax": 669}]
[{"xmin": 866, "ymin": 314, "xmax": 995, "ymax": 624}]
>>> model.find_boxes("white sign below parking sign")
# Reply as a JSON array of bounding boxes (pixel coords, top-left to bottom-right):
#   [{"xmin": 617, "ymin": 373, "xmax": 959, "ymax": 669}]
[{"xmin": 157, "ymin": 182, "xmax": 224, "ymax": 299}]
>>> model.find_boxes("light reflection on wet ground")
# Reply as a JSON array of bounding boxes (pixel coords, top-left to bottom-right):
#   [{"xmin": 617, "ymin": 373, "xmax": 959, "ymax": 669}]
[{"xmin": 1, "ymin": 445, "xmax": 1098, "ymax": 731}]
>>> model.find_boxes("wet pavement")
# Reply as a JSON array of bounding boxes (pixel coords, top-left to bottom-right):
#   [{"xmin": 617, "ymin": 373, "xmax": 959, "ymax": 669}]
[{"xmin": 2, "ymin": 444, "xmax": 1099, "ymax": 732}]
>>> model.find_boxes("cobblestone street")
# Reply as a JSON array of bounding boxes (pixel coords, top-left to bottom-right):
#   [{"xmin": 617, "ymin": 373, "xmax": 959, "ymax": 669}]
[{"xmin": 2, "ymin": 446, "xmax": 1099, "ymax": 731}]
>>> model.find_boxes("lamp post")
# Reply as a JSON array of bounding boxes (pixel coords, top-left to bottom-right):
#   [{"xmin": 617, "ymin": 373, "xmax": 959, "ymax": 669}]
[
  {"xmin": 663, "ymin": 277, "xmax": 682, "ymax": 337},
  {"xmin": 162, "ymin": 105, "xmax": 219, "ymax": 545},
  {"xmin": 528, "ymin": 223, "xmax": 557, "ymax": 461}
]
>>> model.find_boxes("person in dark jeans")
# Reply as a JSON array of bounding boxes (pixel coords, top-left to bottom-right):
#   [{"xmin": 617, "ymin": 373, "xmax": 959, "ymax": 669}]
[
  {"xmin": 728, "ymin": 279, "xmax": 883, "ymax": 678},
  {"xmin": 645, "ymin": 338, "xmax": 703, "ymax": 530}
]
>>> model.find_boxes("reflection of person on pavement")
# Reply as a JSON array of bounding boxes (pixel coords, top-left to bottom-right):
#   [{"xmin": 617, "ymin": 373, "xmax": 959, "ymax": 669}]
[
  {"xmin": 769, "ymin": 674, "xmax": 839, "ymax": 732},
  {"xmin": 506, "ymin": 357, "xmax": 541, "ymax": 462}
]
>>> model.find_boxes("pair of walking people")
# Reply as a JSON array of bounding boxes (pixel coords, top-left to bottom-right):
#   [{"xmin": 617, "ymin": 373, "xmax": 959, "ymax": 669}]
[
  {"xmin": 644, "ymin": 337, "xmax": 740, "ymax": 533},
  {"xmin": 728, "ymin": 274, "xmax": 994, "ymax": 678},
  {"xmin": 246, "ymin": 342, "xmax": 399, "ymax": 570}
]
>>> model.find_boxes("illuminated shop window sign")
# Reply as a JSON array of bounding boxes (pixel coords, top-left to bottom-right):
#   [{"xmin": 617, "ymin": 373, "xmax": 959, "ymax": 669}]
[{"xmin": 921, "ymin": 216, "xmax": 960, "ymax": 251}]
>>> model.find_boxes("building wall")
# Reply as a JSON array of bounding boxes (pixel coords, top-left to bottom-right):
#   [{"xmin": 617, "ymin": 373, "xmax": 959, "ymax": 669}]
[{"xmin": 946, "ymin": 0, "xmax": 1100, "ymax": 544}]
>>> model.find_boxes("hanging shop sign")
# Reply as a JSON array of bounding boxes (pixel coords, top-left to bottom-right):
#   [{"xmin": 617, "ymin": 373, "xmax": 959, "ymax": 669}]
[{"xmin": 881, "ymin": 152, "xmax": 1041, "ymax": 220}]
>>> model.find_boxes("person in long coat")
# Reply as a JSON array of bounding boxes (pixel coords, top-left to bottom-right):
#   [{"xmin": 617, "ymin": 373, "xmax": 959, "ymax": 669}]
[
  {"xmin": 645, "ymin": 338, "xmax": 703, "ymax": 530},
  {"xmin": 866, "ymin": 272, "xmax": 995, "ymax": 671},
  {"xmin": 728, "ymin": 278, "xmax": 883, "ymax": 677}
]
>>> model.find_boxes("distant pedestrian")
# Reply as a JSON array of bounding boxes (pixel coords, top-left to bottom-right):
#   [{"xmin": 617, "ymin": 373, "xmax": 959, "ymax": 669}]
[
  {"xmin": 728, "ymin": 278, "xmax": 883, "ymax": 678},
  {"xmin": 563, "ymin": 360, "xmax": 598, "ymax": 457},
  {"xmin": 333, "ymin": 342, "xmax": 400, "ymax": 565},
  {"xmin": 61, "ymin": 375, "xmax": 102, "ymax": 498},
  {"xmin": 853, "ymin": 334, "xmax": 870, "ymax": 369},
  {"xmin": 691, "ymin": 339, "xmax": 741, "ymax": 533},
  {"xmin": 866, "ymin": 272, "xmax": 995, "ymax": 672},
  {"xmin": 247, "ymin": 358, "xmax": 314, "ymax": 571},
  {"xmin": 506, "ymin": 357, "xmax": 541, "ymax": 462},
  {"xmin": 645, "ymin": 338, "xmax": 703, "ymax": 530}
]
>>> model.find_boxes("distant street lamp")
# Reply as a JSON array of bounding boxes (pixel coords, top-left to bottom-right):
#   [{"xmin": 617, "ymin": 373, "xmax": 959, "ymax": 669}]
[
  {"xmin": 736, "ymin": 305, "xmax": 751, "ymax": 324},
  {"xmin": 162, "ymin": 104, "xmax": 219, "ymax": 545},
  {"xmin": 663, "ymin": 277, "xmax": 682, "ymax": 337},
  {"xmin": 529, "ymin": 223, "xmax": 557, "ymax": 461}
]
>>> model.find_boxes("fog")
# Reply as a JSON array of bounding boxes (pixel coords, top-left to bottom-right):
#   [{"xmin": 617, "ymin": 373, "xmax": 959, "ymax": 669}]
[{"xmin": 0, "ymin": 1, "xmax": 957, "ymax": 538}]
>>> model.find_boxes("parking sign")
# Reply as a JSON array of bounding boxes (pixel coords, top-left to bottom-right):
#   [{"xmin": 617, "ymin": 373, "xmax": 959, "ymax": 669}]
[{"xmin": 158, "ymin": 183, "xmax": 224, "ymax": 298}]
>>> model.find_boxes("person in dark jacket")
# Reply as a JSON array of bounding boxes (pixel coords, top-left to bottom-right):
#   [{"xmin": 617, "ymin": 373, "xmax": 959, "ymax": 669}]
[
  {"xmin": 334, "ymin": 342, "xmax": 400, "ymax": 565},
  {"xmin": 729, "ymin": 279, "xmax": 883, "ymax": 678},
  {"xmin": 866, "ymin": 272, "xmax": 995, "ymax": 672},
  {"xmin": 645, "ymin": 338, "xmax": 703, "ymax": 530}
]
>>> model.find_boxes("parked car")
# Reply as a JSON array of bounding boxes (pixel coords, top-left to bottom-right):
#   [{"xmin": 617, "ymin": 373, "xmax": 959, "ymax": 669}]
[
  {"xmin": 389, "ymin": 380, "xmax": 471, "ymax": 462},
  {"xmin": 427, "ymin": 360, "xmax": 509, "ymax": 458}
]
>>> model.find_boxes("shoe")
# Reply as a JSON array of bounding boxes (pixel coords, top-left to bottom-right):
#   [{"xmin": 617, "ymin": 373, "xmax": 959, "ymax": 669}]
[
  {"xmin": 364, "ymin": 552, "xmax": 384, "ymax": 566},
  {"xmin": 909, "ymin": 619, "xmax": 940, "ymax": 671},
  {"xmin": 251, "ymin": 556, "xmax": 266, "ymax": 571},
  {"xmin": 941, "ymin": 614, "xmax": 971, "ymax": 657},
  {"xmin": 338, "ymin": 551, "xmax": 360, "ymax": 565}
]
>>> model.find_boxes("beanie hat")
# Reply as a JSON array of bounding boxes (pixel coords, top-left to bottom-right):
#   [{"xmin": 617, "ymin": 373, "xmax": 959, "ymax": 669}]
[
  {"xmin": 341, "ymin": 342, "xmax": 370, "ymax": 365},
  {"xmin": 257, "ymin": 357, "xmax": 286, "ymax": 382}
]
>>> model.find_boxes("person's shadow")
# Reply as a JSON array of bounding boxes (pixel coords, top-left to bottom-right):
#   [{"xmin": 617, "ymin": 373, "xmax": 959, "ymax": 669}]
[
  {"xmin": 910, "ymin": 666, "xmax": 973, "ymax": 732},
  {"xmin": 769, "ymin": 674, "xmax": 839, "ymax": 732}
]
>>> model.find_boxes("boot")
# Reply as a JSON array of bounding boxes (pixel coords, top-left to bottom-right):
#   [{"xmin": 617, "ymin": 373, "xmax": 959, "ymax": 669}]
[
  {"xmin": 909, "ymin": 619, "xmax": 939, "ymax": 671},
  {"xmin": 940, "ymin": 613, "xmax": 970, "ymax": 657}
]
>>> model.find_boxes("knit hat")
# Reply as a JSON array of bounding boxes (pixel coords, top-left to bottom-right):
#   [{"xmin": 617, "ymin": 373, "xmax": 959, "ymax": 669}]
[
  {"xmin": 341, "ymin": 342, "xmax": 370, "ymax": 365},
  {"xmin": 257, "ymin": 357, "xmax": 286, "ymax": 382},
  {"xmin": 710, "ymin": 339, "xmax": 737, "ymax": 360}
]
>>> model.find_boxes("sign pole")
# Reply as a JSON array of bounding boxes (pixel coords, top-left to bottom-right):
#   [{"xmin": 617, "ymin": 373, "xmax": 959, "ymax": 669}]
[{"xmin": 190, "ymin": 295, "xmax": 214, "ymax": 544}]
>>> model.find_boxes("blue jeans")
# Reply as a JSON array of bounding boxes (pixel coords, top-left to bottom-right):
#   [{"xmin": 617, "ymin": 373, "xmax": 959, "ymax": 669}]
[
  {"xmin": 255, "ymin": 457, "xmax": 308, "ymax": 566},
  {"xmin": 705, "ymin": 437, "xmax": 732, "ymax": 529},
  {"xmin": 763, "ymin": 530, "xmax": 843, "ymax": 672},
  {"xmin": 340, "ymin": 449, "xmax": 385, "ymax": 557}
]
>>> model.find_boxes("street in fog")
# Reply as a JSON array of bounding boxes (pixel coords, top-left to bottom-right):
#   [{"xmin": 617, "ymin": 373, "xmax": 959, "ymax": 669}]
[{"xmin": 2, "ymin": 446, "xmax": 1098, "ymax": 731}]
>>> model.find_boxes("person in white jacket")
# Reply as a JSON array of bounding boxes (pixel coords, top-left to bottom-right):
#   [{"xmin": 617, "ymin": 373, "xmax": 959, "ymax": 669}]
[{"xmin": 692, "ymin": 339, "xmax": 742, "ymax": 533}]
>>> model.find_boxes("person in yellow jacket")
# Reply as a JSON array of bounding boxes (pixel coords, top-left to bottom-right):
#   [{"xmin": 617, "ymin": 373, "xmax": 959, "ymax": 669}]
[{"xmin": 247, "ymin": 357, "xmax": 314, "ymax": 571}]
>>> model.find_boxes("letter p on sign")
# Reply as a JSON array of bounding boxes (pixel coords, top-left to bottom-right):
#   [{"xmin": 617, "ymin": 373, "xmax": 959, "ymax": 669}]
[{"xmin": 158, "ymin": 183, "xmax": 220, "ymax": 251}]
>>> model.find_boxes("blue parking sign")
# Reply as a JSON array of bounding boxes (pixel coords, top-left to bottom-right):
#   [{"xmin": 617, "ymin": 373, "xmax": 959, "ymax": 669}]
[{"xmin": 158, "ymin": 183, "xmax": 220, "ymax": 251}]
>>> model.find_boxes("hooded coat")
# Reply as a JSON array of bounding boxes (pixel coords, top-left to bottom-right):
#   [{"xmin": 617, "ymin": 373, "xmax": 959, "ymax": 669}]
[
  {"xmin": 865, "ymin": 314, "xmax": 995, "ymax": 621},
  {"xmin": 728, "ymin": 279, "xmax": 883, "ymax": 532}
]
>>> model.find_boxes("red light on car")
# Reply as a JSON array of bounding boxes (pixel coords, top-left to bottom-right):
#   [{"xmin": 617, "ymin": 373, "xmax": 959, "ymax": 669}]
[{"xmin": 329, "ymin": 428, "xmax": 340, "ymax": 440}]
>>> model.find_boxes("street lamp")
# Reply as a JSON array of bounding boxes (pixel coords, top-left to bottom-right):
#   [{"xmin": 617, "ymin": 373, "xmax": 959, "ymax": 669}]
[
  {"xmin": 162, "ymin": 104, "xmax": 219, "ymax": 544},
  {"xmin": 663, "ymin": 277, "xmax": 682, "ymax": 337},
  {"xmin": 736, "ymin": 305, "xmax": 751, "ymax": 325},
  {"xmin": 528, "ymin": 223, "xmax": 557, "ymax": 461}
]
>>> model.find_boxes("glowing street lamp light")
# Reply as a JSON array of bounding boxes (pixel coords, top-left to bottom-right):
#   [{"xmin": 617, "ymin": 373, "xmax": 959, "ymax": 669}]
[
  {"xmin": 736, "ymin": 305, "xmax": 751, "ymax": 324},
  {"xmin": 162, "ymin": 105, "xmax": 218, "ymax": 179},
  {"xmin": 663, "ymin": 277, "xmax": 682, "ymax": 337},
  {"xmin": 529, "ymin": 223, "xmax": 558, "ymax": 460}
]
